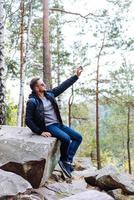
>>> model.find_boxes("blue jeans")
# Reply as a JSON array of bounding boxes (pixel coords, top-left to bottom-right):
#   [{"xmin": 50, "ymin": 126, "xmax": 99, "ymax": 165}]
[{"xmin": 46, "ymin": 123, "xmax": 82, "ymax": 163}]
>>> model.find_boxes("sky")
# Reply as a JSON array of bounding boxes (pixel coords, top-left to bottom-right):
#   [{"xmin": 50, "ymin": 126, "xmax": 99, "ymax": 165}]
[
  {"xmin": 64, "ymin": 0, "xmax": 108, "ymax": 12},
  {"xmin": 62, "ymin": 0, "xmax": 134, "ymax": 78},
  {"xmin": 6, "ymin": 0, "xmax": 134, "ymax": 104}
]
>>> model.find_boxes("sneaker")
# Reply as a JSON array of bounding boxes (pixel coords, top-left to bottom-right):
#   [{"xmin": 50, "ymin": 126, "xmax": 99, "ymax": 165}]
[
  {"xmin": 58, "ymin": 160, "xmax": 72, "ymax": 178},
  {"xmin": 70, "ymin": 164, "xmax": 74, "ymax": 172}
]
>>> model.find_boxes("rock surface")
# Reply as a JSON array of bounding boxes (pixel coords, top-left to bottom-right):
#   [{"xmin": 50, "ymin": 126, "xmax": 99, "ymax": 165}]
[
  {"xmin": 35, "ymin": 180, "xmax": 88, "ymax": 200},
  {"xmin": 73, "ymin": 157, "xmax": 95, "ymax": 171},
  {"xmin": 0, "ymin": 169, "xmax": 32, "ymax": 197},
  {"xmin": 17, "ymin": 191, "xmax": 44, "ymax": 200},
  {"xmin": 0, "ymin": 125, "xmax": 60, "ymax": 188},
  {"xmin": 72, "ymin": 168, "xmax": 97, "ymax": 181},
  {"xmin": 34, "ymin": 187, "xmax": 57, "ymax": 200},
  {"xmin": 108, "ymin": 189, "xmax": 133, "ymax": 200},
  {"xmin": 60, "ymin": 190, "xmax": 114, "ymax": 200},
  {"xmin": 85, "ymin": 165, "xmax": 134, "ymax": 194}
]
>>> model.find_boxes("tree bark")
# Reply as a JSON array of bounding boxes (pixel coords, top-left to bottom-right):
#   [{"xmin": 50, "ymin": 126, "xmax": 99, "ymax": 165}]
[
  {"xmin": 56, "ymin": 16, "xmax": 61, "ymax": 109},
  {"xmin": 17, "ymin": 0, "xmax": 25, "ymax": 127},
  {"xmin": 96, "ymin": 53, "xmax": 101, "ymax": 170},
  {"xmin": 0, "ymin": 0, "xmax": 6, "ymax": 126},
  {"xmin": 23, "ymin": 0, "xmax": 33, "ymax": 126},
  {"xmin": 68, "ymin": 86, "xmax": 74, "ymax": 127},
  {"xmin": 96, "ymin": 34, "xmax": 105, "ymax": 169},
  {"xmin": 18, "ymin": 0, "xmax": 33, "ymax": 127},
  {"xmin": 43, "ymin": 0, "xmax": 52, "ymax": 89},
  {"xmin": 127, "ymin": 105, "xmax": 131, "ymax": 174}
]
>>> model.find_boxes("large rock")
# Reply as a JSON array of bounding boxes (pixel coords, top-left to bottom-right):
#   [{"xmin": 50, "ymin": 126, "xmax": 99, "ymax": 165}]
[
  {"xmin": 17, "ymin": 191, "xmax": 44, "ymax": 200},
  {"xmin": 46, "ymin": 180, "xmax": 87, "ymax": 195},
  {"xmin": 33, "ymin": 187, "xmax": 57, "ymax": 200},
  {"xmin": 73, "ymin": 157, "xmax": 95, "ymax": 171},
  {"xmin": 60, "ymin": 190, "xmax": 114, "ymax": 200},
  {"xmin": 85, "ymin": 165, "xmax": 134, "ymax": 194},
  {"xmin": 108, "ymin": 189, "xmax": 134, "ymax": 200},
  {"xmin": 0, "ymin": 125, "xmax": 60, "ymax": 188},
  {"xmin": 17, "ymin": 194, "xmax": 43, "ymax": 200},
  {"xmin": 0, "ymin": 169, "xmax": 32, "ymax": 197},
  {"xmin": 34, "ymin": 180, "xmax": 88, "ymax": 200},
  {"xmin": 72, "ymin": 168, "xmax": 97, "ymax": 181}
]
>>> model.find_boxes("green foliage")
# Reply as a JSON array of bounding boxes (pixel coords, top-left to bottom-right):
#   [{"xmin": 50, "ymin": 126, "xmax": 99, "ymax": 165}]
[
  {"xmin": 62, "ymin": 102, "xmax": 96, "ymax": 157},
  {"xmin": 6, "ymin": 57, "xmax": 19, "ymax": 78},
  {"xmin": 5, "ymin": 91, "xmax": 17, "ymax": 126}
]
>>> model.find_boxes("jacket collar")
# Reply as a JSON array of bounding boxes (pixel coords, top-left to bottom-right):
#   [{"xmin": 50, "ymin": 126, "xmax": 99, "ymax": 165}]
[{"xmin": 28, "ymin": 91, "xmax": 47, "ymax": 99}]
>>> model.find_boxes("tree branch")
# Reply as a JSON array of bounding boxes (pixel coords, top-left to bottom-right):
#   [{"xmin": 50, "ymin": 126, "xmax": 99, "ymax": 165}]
[
  {"xmin": 72, "ymin": 116, "xmax": 89, "ymax": 120},
  {"xmin": 50, "ymin": 8, "xmax": 101, "ymax": 19}
]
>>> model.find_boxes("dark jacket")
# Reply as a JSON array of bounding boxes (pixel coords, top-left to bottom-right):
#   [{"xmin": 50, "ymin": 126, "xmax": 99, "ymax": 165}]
[{"xmin": 25, "ymin": 75, "xmax": 78, "ymax": 135}]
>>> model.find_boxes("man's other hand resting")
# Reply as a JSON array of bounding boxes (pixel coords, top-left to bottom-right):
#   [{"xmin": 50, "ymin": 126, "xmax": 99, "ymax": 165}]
[{"xmin": 41, "ymin": 132, "xmax": 52, "ymax": 137}]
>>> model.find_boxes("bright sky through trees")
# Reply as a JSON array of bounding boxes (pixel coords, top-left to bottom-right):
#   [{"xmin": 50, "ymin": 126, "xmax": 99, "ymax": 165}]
[{"xmin": 6, "ymin": 0, "xmax": 134, "ymax": 103}]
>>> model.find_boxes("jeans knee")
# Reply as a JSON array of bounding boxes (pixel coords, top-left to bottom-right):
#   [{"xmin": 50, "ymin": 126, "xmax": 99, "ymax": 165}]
[
  {"xmin": 62, "ymin": 135, "xmax": 71, "ymax": 145},
  {"xmin": 78, "ymin": 134, "xmax": 83, "ymax": 143}
]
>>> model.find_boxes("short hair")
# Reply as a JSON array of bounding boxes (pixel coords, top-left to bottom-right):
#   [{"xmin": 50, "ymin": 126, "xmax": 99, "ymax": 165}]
[{"xmin": 30, "ymin": 77, "xmax": 40, "ymax": 91}]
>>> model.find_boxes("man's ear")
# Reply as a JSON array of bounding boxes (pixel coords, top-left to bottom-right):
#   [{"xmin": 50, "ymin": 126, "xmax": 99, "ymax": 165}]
[{"xmin": 34, "ymin": 86, "xmax": 38, "ymax": 92}]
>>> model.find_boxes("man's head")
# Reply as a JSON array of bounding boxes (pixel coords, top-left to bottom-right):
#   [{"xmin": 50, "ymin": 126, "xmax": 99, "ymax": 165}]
[{"xmin": 30, "ymin": 77, "xmax": 47, "ymax": 93}]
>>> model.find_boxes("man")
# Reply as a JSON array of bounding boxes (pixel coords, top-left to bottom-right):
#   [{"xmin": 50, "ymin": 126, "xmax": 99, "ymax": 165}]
[{"xmin": 25, "ymin": 67, "xmax": 83, "ymax": 178}]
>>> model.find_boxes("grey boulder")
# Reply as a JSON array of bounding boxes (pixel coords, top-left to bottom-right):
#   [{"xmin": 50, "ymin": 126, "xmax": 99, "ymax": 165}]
[
  {"xmin": 60, "ymin": 190, "xmax": 114, "ymax": 200},
  {"xmin": 0, "ymin": 169, "xmax": 32, "ymax": 197},
  {"xmin": 0, "ymin": 125, "xmax": 60, "ymax": 188},
  {"xmin": 85, "ymin": 165, "xmax": 134, "ymax": 194}
]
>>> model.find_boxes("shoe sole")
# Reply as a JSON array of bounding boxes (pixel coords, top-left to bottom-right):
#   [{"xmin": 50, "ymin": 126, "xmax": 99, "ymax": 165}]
[{"xmin": 58, "ymin": 161, "xmax": 72, "ymax": 178}]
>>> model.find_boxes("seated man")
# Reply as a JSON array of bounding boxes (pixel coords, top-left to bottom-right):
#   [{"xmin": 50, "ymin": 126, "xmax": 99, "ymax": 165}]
[{"xmin": 25, "ymin": 67, "xmax": 83, "ymax": 178}]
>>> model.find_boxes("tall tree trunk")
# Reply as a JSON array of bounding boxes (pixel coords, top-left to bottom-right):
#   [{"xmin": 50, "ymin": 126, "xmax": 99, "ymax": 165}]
[
  {"xmin": 24, "ymin": 0, "xmax": 32, "ymax": 70},
  {"xmin": 121, "ymin": 129, "xmax": 126, "ymax": 169},
  {"xmin": 127, "ymin": 105, "xmax": 131, "ymax": 174},
  {"xmin": 96, "ymin": 64, "xmax": 100, "ymax": 169},
  {"xmin": 96, "ymin": 34, "xmax": 105, "ymax": 169},
  {"xmin": 43, "ymin": 0, "xmax": 52, "ymax": 89},
  {"xmin": 0, "ymin": 0, "xmax": 6, "ymax": 126},
  {"xmin": 23, "ymin": 0, "xmax": 33, "ymax": 126},
  {"xmin": 56, "ymin": 22, "xmax": 61, "ymax": 109},
  {"xmin": 68, "ymin": 86, "xmax": 74, "ymax": 127},
  {"xmin": 18, "ymin": 0, "xmax": 32, "ymax": 126},
  {"xmin": 17, "ymin": 0, "xmax": 25, "ymax": 127},
  {"xmin": 96, "ymin": 52, "xmax": 101, "ymax": 170}
]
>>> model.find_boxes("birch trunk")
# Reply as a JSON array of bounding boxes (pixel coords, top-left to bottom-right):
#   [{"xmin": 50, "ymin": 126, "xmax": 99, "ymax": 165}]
[
  {"xmin": 23, "ymin": 0, "xmax": 32, "ymax": 126},
  {"xmin": 17, "ymin": 1, "xmax": 25, "ymax": 127},
  {"xmin": 0, "ymin": 0, "xmax": 6, "ymax": 126}
]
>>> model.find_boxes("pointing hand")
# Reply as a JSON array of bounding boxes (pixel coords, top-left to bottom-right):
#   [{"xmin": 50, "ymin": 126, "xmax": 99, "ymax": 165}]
[{"xmin": 76, "ymin": 66, "xmax": 83, "ymax": 77}]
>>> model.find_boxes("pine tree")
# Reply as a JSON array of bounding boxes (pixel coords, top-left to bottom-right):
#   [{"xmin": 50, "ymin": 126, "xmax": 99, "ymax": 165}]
[{"xmin": 43, "ymin": 0, "xmax": 52, "ymax": 89}]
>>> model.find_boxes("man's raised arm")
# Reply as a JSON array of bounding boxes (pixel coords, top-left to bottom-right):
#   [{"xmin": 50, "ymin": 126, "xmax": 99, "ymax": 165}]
[{"xmin": 51, "ymin": 67, "xmax": 83, "ymax": 97}]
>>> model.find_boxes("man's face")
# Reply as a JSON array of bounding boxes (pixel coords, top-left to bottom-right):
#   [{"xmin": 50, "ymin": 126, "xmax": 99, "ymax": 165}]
[{"xmin": 34, "ymin": 79, "xmax": 47, "ymax": 93}]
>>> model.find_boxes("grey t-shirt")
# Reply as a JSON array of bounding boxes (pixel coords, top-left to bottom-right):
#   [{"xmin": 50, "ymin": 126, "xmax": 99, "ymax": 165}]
[{"xmin": 40, "ymin": 96, "xmax": 59, "ymax": 126}]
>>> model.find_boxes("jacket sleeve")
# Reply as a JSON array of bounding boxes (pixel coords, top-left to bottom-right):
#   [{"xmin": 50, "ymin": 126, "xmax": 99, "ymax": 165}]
[
  {"xmin": 51, "ymin": 75, "xmax": 79, "ymax": 97},
  {"xmin": 25, "ymin": 100, "xmax": 42, "ymax": 135}
]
